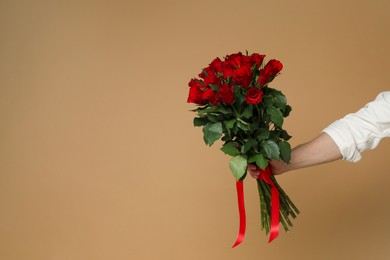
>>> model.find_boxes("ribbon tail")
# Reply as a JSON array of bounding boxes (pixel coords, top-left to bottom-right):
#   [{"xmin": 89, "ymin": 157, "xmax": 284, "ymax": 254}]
[{"xmin": 232, "ymin": 180, "xmax": 246, "ymax": 248}]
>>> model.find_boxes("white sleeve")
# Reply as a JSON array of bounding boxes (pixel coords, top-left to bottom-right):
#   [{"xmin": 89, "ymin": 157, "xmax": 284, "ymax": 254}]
[{"xmin": 322, "ymin": 91, "xmax": 390, "ymax": 162}]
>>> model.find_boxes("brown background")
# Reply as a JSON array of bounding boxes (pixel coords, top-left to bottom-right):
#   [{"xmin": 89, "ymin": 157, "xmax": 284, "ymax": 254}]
[{"xmin": 1, "ymin": 0, "xmax": 389, "ymax": 259}]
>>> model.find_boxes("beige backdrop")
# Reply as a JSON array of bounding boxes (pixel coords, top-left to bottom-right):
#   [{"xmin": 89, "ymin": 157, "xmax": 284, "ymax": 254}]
[{"xmin": 1, "ymin": 0, "xmax": 390, "ymax": 259}]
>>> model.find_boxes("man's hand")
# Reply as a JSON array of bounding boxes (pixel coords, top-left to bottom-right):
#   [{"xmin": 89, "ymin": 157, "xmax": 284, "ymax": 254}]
[
  {"xmin": 248, "ymin": 160, "xmax": 288, "ymax": 178},
  {"xmin": 247, "ymin": 164, "xmax": 260, "ymax": 178}
]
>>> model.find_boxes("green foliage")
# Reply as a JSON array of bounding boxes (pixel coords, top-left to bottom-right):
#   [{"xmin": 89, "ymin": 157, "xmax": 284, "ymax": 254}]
[
  {"xmin": 193, "ymin": 117, "xmax": 209, "ymax": 127},
  {"xmin": 229, "ymin": 155, "xmax": 248, "ymax": 180},
  {"xmin": 281, "ymin": 129, "xmax": 292, "ymax": 141},
  {"xmin": 261, "ymin": 140, "xmax": 280, "ymax": 160},
  {"xmin": 273, "ymin": 91, "xmax": 287, "ymax": 110},
  {"xmin": 278, "ymin": 141, "xmax": 291, "ymax": 163},
  {"xmin": 216, "ymin": 105, "xmax": 232, "ymax": 115},
  {"xmin": 256, "ymin": 128, "xmax": 271, "ymax": 141},
  {"xmin": 248, "ymin": 153, "xmax": 268, "ymax": 169},
  {"xmin": 202, "ymin": 122, "xmax": 222, "ymax": 146},
  {"xmin": 221, "ymin": 142, "xmax": 240, "ymax": 156},
  {"xmin": 236, "ymin": 118, "xmax": 250, "ymax": 131},
  {"xmin": 241, "ymin": 139, "xmax": 258, "ymax": 154},
  {"xmin": 209, "ymin": 84, "xmax": 220, "ymax": 91},
  {"xmin": 224, "ymin": 118, "xmax": 236, "ymax": 129},
  {"xmin": 261, "ymin": 94, "xmax": 273, "ymax": 107},
  {"xmin": 283, "ymin": 105, "xmax": 292, "ymax": 117},
  {"xmin": 223, "ymin": 118, "xmax": 236, "ymax": 137},
  {"xmin": 241, "ymin": 105, "xmax": 253, "ymax": 119},
  {"xmin": 266, "ymin": 106, "xmax": 284, "ymax": 128}
]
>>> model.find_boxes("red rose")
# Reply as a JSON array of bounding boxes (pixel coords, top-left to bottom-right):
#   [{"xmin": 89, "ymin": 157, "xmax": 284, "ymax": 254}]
[
  {"xmin": 221, "ymin": 63, "xmax": 234, "ymax": 78},
  {"xmin": 232, "ymin": 65, "xmax": 252, "ymax": 88},
  {"xmin": 257, "ymin": 69, "xmax": 271, "ymax": 86},
  {"xmin": 240, "ymin": 55, "xmax": 252, "ymax": 68},
  {"xmin": 188, "ymin": 78, "xmax": 204, "ymax": 89},
  {"xmin": 264, "ymin": 59, "xmax": 283, "ymax": 75},
  {"xmin": 217, "ymin": 84, "xmax": 235, "ymax": 105},
  {"xmin": 202, "ymin": 87, "xmax": 214, "ymax": 100},
  {"xmin": 198, "ymin": 66, "xmax": 213, "ymax": 79},
  {"xmin": 198, "ymin": 65, "xmax": 220, "ymax": 86},
  {"xmin": 202, "ymin": 87, "xmax": 219, "ymax": 106},
  {"xmin": 187, "ymin": 86, "xmax": 205, "ymax": 105},
  {"xmin": 203, "ymin": 73, "xmax": 219, "ymax": 86},
  {"xmin": 209, "ymin": 57, "xmax": 224, "ymax": 72},
  {"xmin": 250, "ymin": 53, "xmax": 265, "ymax": 67},
  {"xmin": 226, "ymin": 52, "xmax": 244, "ymax": 67},
  {"xmin": 245, "ymin": 87, "xmax": 263, "ymax": 104},
  {"xmin": 257, "ymin": 59, "xmax": 283, "ymax": 86}
]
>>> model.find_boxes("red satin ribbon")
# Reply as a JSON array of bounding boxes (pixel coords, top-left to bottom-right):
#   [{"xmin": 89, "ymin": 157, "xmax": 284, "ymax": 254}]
[
  {"xmin": 232, "ymin": 180, "xmax": 246, "ymax": 248},
  {"xmin": 232, "ymin": 166, "xmax": 280, "ymax": 247}
]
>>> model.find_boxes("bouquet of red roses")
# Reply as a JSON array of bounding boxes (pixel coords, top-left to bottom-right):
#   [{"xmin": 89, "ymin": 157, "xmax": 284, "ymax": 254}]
[{"xmin": 187, "ymin": 51, "xmax": 299, "ymax": 246}]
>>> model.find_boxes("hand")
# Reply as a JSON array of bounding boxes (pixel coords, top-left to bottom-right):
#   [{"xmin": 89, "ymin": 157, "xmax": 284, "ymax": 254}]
[
  {"xmin": 248, "ymin": 160, "xmax": 288, "ymax": 179},
  {"xmin": 247, "ymin": 164, "xmax": 260, "ymax": 178}
]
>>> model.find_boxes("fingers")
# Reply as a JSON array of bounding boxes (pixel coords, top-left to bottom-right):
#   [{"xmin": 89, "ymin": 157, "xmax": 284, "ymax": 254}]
[
  {"xmin": 248, "ymin": 161, "xmax": 287, "ymax": 178},
  {"xmin": 247, "ymin": 163, "xmax": 260, "ymax": 178}
]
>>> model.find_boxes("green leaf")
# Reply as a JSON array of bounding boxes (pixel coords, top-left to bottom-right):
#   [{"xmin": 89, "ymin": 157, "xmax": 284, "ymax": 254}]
[
  {"xmin": 221, "ymin": 142, "xmax": 240, "ymax": 156},
  {"xmin": 278, "ymin": 141, "xmax": 291, "ymax": 163},
  {"xmin": 221, "ymin": 135, "xmax": 230, "ymax": 142},
  {"xmin": 229, "ymin": 155, "xmax": 248, "ymax": 180},
  {"xmin": 248, "ymin": 153, "xmax": 268, "ymax": 170},
  {"xmin": 209, "ymin": 84, "xmax": 219, "ymax": 91},
  {"xmin": 190, "ymin": 107, "xmax": 202, "ymax": 113},
  {"xmin": 241, "ymin": 105, "xmax": 253, "ymax": 119},
  {"xmin": 232, "ymin": 123, "xmax": 239, "ymax": 135},
  {"xmin": 283, "ymin": 105, "xmax": 292, "ymax": 117},
  {"xmin": 241, "ymin": 139, "xmax": 257, "ymax": 154},
  {"xmin": 202, "ymin": 122, "xmax": 223, "ymax": 146},
  {"xmin": 261, "ymin": 140, "xmax": 280, "ymax": 160},
  {"xmin": 273, "ymin": 91, "xmax": 287, "ymax": 110},
  {"xmin": 262, "ymin": 94, "xmax": 273, "ymax": 107},
  {"xmin": 193, "ymin": 117, "xmax": 209, "ymax": 127},
  {"xmin": 256, "ymin": 128, "xmax": 270, "ymax": 141},
  {"xmin": 233, "ymin": 87, "xmax": 245, "ymax": 109},
  {"xmin": 198, "ymin": 106, "xmax": 218, "ymax": 116},
  {"xmin": 266, "ymin": 106, "xmax": 284, "ymax": 127},
  {"xmin": 281, "ymin": 130, "xmax": 292, "ymax": 141},
  {"xmin": 206, "ymin": 114, "xmax": 220, "ymax": 123},
  {"xmin": 237, "ymin": 118, "xmax": 250, "ymax": 131},
  {"xmin": 224, "ymin": 119, "xmax": 236, "ymax": 130},
  {"xmin": 270, "ymin": 129, "xmax": 281, "ymax": 139},
  {"xmin": 223, "ymin": 118, "xmax": 236, "ymax": 137},
  {"xmin": 217, "ymin": 106, "xmax": 232, "ymax": 115}
]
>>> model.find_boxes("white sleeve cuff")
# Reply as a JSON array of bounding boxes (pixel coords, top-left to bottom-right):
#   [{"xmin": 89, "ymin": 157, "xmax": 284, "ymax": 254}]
[
  {"xmin": 322, "ymin": 91, "xmax": 390, "ymax": 163},
  {"xmin": 322, "ymin": 119, "xmax": 362, "ymax": 162}
]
